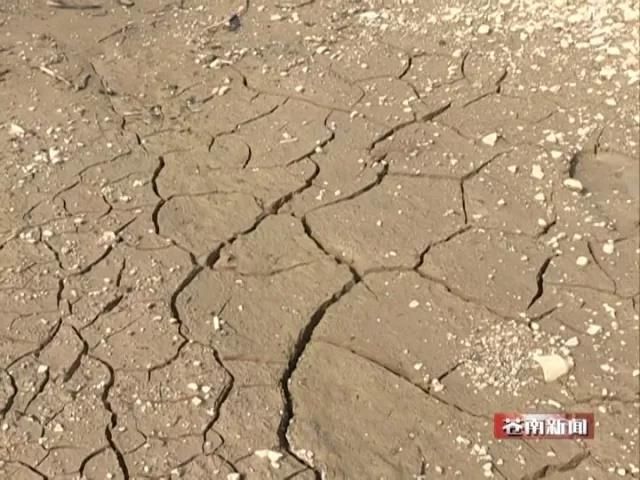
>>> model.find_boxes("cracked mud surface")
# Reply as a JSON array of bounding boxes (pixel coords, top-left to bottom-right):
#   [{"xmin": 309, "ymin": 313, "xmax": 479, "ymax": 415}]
[{"xmin": 1, "ymin": 0, "xmax": 639, "ymax": 478}]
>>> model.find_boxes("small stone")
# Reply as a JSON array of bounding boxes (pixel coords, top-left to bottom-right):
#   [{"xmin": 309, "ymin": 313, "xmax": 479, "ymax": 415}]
[
  {"xmin": 586, "ymin": 324, "xmax": 602, "ymax": 335},
  {"xmin": 187, "ymin": 382, "xmax": 199, "ymax": 391},
  {"xmin": 576, "ymin": 256, "xmax": 589, "ymax": 267},
  {"xmin": 507, "ymin": 165, "xmax": 518, "ymax": 174},
  {"xmin": 564, "ymin": 337, "xmax": 579, "ymax": 347},
  {"xmin": 255, "ymin": 449, "xmax": 283, "ymax": 469},
  {"xmin": 191, "ymin": 397, "xmax": 203, "ymax": 406},
  {"xmin": 53, "ymin": 423, "xmax": 64, "ymax": 433},
  {"xmin": 294, "ymin": 85, "xmax": 305, "ymax": 93},
  {"xmin": 563, "ymin": 178, "xmax": 583, "ymax": 192},
  {"xmin": 227, "ymin": 474, "xmax": 241, "ymax": 480},
  {"xmin": 616, "ymin": 467, "xmax": 627, "ymax": 476},
  {"xmin": 37, "ymin": 365, "xmax": 49, "ymax": 374},
  {"xmin": 600, "ymin": 66, "xmax": 616, "ymax": 80},
  {"xmin": 534, "ymin": 192, "xmax": 546, "ymax": 202},
  {"xmin": 533, "ymin": 354, "xmax": 572, "ymax": 382},
  {"xmin": 9, "ymin": 123, "xmax": 25, "ymax": 138},
  {"xmin": 602, "ymin": 241, "xmax": 615, "ymax": 255},
  {"xmin": 218, "ymin": 85, "xmax": 230, "ymax": 96},
  {"xmin": 270, "ymin": 13, "xmax": 283, "ymax": 21},
  {"xmin": 431, "ymin": 379, "xmax": 445, "ymax": 392},
  {"xmin": 49, "ymin": 146, "xmax": 63, "ymax": 164},
  {"xmin": 481, "ymin": 132, "xmax": 499, "ymax": 146},
  {"xmin": 531, "ymin": 164, "xmax": 545, "ymax": 180},
  {"xmin": 99, "ymin": 231, "xmax": 117, "ymax": 245},
  {"xmin": 409, "ymin": 300, "xmax": 420, "ymax": 309},
  {"xmin": 477, "ymin": 25, "xmax": 491, "ymax": 35}
]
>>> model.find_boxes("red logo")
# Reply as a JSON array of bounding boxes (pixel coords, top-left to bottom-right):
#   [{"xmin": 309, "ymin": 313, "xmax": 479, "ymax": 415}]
[{"xmin": 494, "ymin": 413, "xmax": 595, "ymax": 440}]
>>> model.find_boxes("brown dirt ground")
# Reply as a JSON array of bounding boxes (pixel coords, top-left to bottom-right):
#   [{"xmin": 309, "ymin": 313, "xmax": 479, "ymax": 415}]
[{"xmin": 0, "ymin": 0, "xmax": 639, "ymax": 479}]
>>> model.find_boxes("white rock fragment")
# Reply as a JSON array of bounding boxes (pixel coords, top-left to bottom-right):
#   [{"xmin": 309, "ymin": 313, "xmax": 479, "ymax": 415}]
[
  {"xmin": 37, "ymin": 365, "xmax": 49, "ymax": 374},
  {"xmin": 533, "ymin": 354, "xmax": 573, "ymax": 383},
  {"xmin": 226, "ymin": 474, "xmax": 241, "ymax": 480},
  {"xmin": 9, "ymin": 123, "xmax": 25, "ymax": 138},
  {"xmin": 600, "ymin": 65, "xmax": 617, "ymax": 80},
  {"xmin": 564, "ymin": 337, "xmax": 579, "ymax": 347},
  {"xmin": 187, "ymin": 382, "xmax": 199, "ymax": 391},
  {"xmin": 99, "ymin": 231, "xmax": 118, "ymax": 245},
  {"xmin": 49, "ymin": 146, "xmax": 63, "ymax": 164},
  {"xmin": 53, "ymin": 423, "xmax": 64, "ymax": 433},
  {"xmin": 477, "ymin": 25, "xmax": 491, "ymax": 35},
  {"xmin": 563, "ymin": 178, "xmax": 584, "ymax": 192},
  {"xmin": 576, "ymin": 256, "xmax": 589, "ymax": 267},
  {"xmin": 191, "ymin": 397, "xmax": 203, "ymax": 406},
  {"xmin": 531, "ymin": 164, "xmax": 545, "ymax": 180},
  {"xmin": 409, "ymin": 300, "xmax": 420, "ymax": 309},
  {"xmin": 255, "ymin": 449, "xmax": 283, "ymax": 469},
  {"xmin": 218, "ymin": 85, "xmax": 230, "ymax": 96},
  {"xmin": 270, "ymin": 13, "xmax": 283, "ymax": 21},
  {"xmin": 603, "ymin": 303, "xmax": 617, "ymax": 319},
  {"xmin": 431, "ymin": 378, "xmax": 445, "ymax": 392},
  {"xmin": 481, "ymin": 132, "xmax": 499, "ymax": 146},
  {"xmin": 507, "ymin": 165, "xmax": 518, "ymax": 174},
  {"xmin": 600, "ymin": 363, "xmax": 612, "ymax": 373},
  {"xmin": 602, "ymin": 241, "xmax": 615, "ymax": 255},
  {"xmin": 359, "ymin": 11, "xmax": 380, "ymax": 22},
  {"xmin": 213, "ymin": 315, "xmax": 221, "ymax": 331},
  {"xmin": 586, "ymin": 324, "xmax": 602, "ymax": 336}
]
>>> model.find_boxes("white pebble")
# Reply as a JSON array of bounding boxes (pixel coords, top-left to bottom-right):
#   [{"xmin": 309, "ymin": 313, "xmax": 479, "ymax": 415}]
[
  {"xmin": 576, "ymin": 256, "xmax": 589, "ymax": 267},
  {"xmin": 563, "ymin": 178, "xmax": 583, "ymax": 192},
  {"xmin": 531, "ymin": 164, "xmax": 545, "ymax": 180},
  {"xmin": 481, "ymin": 132, "xmax": 498, "ymax": 146},
  {"xmin": 564, "ymin": 336, "xmax": 579, "ymax": 347},
  {"xmin": 586, "ymin": 324, "xmax": 602, "ymax": 335},
  {"xmin": 602, "ymin": 241, "xmax": 615, "ymax": 255}
]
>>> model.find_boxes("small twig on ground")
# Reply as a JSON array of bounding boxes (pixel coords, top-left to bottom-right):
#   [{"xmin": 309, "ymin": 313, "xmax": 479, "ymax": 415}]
[
  {"xmin": 46, "ymin": 0, "xmax": 102, "ymax": 9},
  {"xmin": 36, "ymin": 65, "xmax": 73, "ymax": 87},
  {"xmin": 98, "ymin": 22, "xmax": 135, "ymax": 43}
]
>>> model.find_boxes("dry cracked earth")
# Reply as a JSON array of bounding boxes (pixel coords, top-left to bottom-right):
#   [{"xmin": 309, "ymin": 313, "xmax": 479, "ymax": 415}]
[{"xmin": 1, "ymin": 0, "xmax": 639, "ymax": 478}]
